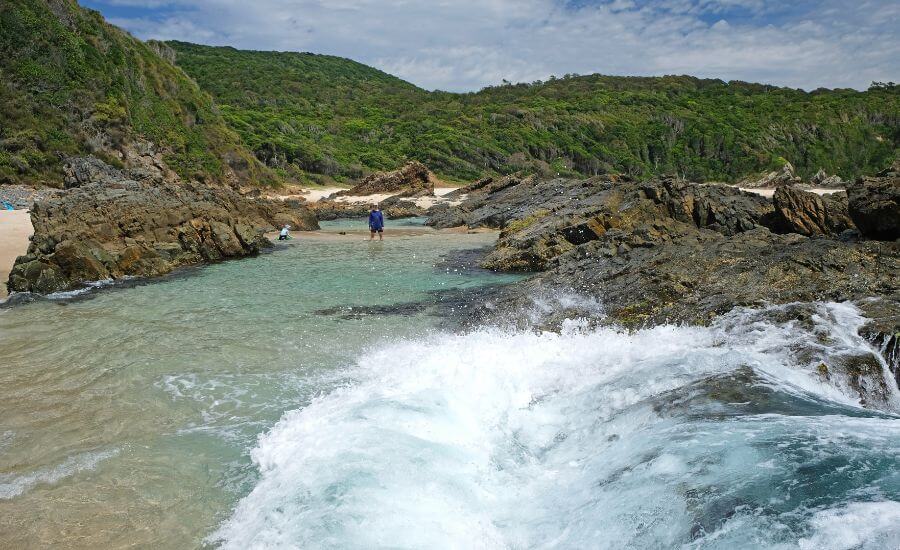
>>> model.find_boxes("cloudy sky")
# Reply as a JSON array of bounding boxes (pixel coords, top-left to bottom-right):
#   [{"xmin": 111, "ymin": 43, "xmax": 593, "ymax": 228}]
[{"xmin": 82, "ymin": 0, "xmax": 899, "ymax": 92}]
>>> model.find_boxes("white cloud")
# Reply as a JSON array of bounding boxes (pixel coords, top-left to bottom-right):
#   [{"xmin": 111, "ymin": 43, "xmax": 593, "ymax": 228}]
[{"xmin": 94, "ymin": 0, "xmax": 899, "ymax": 91}]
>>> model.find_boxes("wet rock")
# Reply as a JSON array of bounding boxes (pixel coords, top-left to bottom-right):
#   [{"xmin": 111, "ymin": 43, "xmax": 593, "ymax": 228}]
[
  {"xmin": 847, "ymin": 168, "xmax": 900, "ymax": 240},
  {"xmin": 857, "ymin": 296, "xmax": 900, "ymax": 390},
  {"xmin": 441, "ymin": 169, "xmax": 899, "ymax": 333},
  {"xmin": 772, "ymin": 186, "xmax": 855, "ymax": 236}
]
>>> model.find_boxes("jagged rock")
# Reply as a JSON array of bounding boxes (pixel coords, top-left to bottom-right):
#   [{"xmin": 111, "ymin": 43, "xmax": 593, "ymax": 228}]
[
  {"xmin": 439, "ymin": 176, "xmax": 773, "ymax": 271},
  {"xmin": 857, "ymin": 296, "xmax": 900, "ymax": 390},
  {"xmin": 63, "ymin": 156, "xmax": 127, "ymax": 189},
  {"xmin": 848, "ymin": 169, "xmax": 900, "ymax": 240},
  {"xmin": 772, "ymin": 186, "xmax": 855, "ymax": 236},
  {"xmin": 431, "ymin": 171, "xmax": 899, "ymax": 328},
  {"xmin": 740, "ymin": 161, "xmax": 802, "ymax": 188},
  {"xmin": 6, "ymin": 157, "xmax": 318, "ymax": 294},
  {"xmin": 811, "ymin": 169, "xmax": 845, "ymax": 188},
  {"xmin": 332, "ymin": 161, "xmax": 434, "ymax": 198}
]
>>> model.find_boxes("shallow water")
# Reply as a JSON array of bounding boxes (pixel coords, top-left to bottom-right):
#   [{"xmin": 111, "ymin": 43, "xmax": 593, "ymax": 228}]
[
  {"xmin": 0, "ymin": 219, "xmax": 518, "ymax": 548},
  {"xmin": 2, "ymin": 220, "xmax": 899, "ymax": 549}
]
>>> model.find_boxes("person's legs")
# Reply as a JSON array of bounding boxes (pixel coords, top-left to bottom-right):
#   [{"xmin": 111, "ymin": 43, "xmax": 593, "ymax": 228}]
[
  {"xmin": 369, "ymin": 229, "xmax": 375, "ymax": 240},
  {"xmin": 378, "ymin": 228, "xmax": 383, "ymax": 241}
]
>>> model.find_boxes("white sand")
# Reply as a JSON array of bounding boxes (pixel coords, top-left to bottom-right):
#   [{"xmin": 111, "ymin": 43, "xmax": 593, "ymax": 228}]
[
  {"xmin": 0, "ymin": 210, "xmax": 33, "ymax": 297},
  {"xmin": 740, "ymin": 187, "xmax": 845, "ymax": 198}
]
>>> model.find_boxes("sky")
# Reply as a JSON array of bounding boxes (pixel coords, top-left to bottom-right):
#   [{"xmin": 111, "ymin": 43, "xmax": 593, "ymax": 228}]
[{"xmin": 81, "ymin": 0, "xmax": 899, "ymax": 92}]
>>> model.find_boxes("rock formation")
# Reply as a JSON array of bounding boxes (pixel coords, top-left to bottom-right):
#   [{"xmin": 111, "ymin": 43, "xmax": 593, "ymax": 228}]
[
  {"xmin": 6, "ymin": 157, "xmax": 317, "ymax": 295},
  {"xmin": 332, "ymin": 161, "xmax": 434, "ymax": 198},
  {"xmin": 739, "ymin": 161, "xmax": 801, "ymax": 188},
  {"xmin": 771, "ymin": 186, "xmax": 855, "ymax": 236},
  {"xmin": 847, "ymin": 162, "xmax": 900, "ymax": 240},
  {"xmin": 427, "ymin": 168, "xmax": 899, "ymax": 406}
]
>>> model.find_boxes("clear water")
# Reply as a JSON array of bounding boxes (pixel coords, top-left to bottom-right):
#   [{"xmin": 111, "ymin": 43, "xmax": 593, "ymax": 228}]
[
  {"xmin": 0, "ymin": 219, "xmax": 518, "ymax": 548},
  {"xmin": 2, "ymin": 220, "xmax": 899, "ymax": 549}
]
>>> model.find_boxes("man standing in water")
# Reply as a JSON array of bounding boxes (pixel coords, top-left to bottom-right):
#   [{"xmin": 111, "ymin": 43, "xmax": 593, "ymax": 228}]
[{"xmin": 368, "ymin": 205, "xmax": 384, "ymax": 241}]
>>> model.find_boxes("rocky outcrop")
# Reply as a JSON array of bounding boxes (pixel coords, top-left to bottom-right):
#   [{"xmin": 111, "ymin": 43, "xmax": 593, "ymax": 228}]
[
  {"xmin": 379, "ymin": 196, "xmax": 425, "ymax": 219},
  {"xmin": 848, "ymin": 163, "xmax": 899, "ymax": 240},
  {"xmin": 332, "ymin": 161, "xmax": 434, "ymax": 198},
  {"xmin": 771, "ymin": 186, "xmax": 855, "ymax": 236},
  {"xmin": 810, "ymin": 168, "xmax": 845, "ymax": 188},
  {"xmin": 739, "ymin": 161, "xmax": 801, "ymax": 188},
  {"xmin": 6, "ymin": 157, "xmax": 317, "ymax": 295},
  {"xmin": 432, "ymin": 171, "xmax": 898, "ymax": 327},
  {"xmin": 307, "ymin": 201, "xmax": 371, "ymax": 221}
]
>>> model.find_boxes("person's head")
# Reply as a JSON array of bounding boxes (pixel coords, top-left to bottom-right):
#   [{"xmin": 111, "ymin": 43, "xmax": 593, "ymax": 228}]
[{"xmin": 371, "ymin": 204, "xmax": 378, "ymax": 211}]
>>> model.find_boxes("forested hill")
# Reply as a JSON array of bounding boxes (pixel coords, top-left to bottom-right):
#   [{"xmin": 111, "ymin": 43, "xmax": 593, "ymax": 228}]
[
  {"xmin": 169, "ymin": 41, "xmax": 899, "ymax": 183},
  {"xmin": 0, "ymin": 0, "xmax": 272, "ymax": 187}
]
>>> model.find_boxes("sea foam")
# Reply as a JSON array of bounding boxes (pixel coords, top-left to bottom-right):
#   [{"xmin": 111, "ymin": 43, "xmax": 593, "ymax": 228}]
[{"xmin": 211, "ymin": 302, "xmax": 900, "ymax": 549}]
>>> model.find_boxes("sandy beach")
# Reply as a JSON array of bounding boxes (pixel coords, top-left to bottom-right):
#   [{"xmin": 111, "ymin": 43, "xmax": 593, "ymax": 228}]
[
  {"xmin": 271, "ymin": 186, "xmax": 462, "ymax": 206},
  {"xmin": 0, "ymin": 210, "xmax": 33, "ymax": 298}
]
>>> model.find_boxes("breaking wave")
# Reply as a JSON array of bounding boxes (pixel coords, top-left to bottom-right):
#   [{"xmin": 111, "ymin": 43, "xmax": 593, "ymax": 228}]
[{"xmin": 212, "ymin": 301, "xmax": 900, "ymax": 549}]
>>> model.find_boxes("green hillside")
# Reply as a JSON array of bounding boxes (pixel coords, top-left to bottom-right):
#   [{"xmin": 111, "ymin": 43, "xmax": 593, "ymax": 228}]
[
  {"xmin": 169, "ymin": 41, "xmax": 899, "ymax": 183},
  {"xmin": 0, "ymin": 0, "xmax": 272, "ymax": 187}
]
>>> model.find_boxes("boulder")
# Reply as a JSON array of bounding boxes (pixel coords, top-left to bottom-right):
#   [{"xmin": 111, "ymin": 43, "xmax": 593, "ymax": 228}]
[
  {"xmin": 847, "ymin": 168, "xmax": 900, "ymax": 240},
  {"xmin": 772, "ymin": 186, "xmax": 855, "ymax": 236}
]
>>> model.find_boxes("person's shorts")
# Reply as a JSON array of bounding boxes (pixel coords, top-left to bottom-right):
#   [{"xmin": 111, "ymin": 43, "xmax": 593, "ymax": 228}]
[
  {"xmin": 370, "ymin": 226, "xmax": 383, "ymax": 233},
  {"xmin": 278, "ymin": 235, "xmax": 288, "ymax": 240}
]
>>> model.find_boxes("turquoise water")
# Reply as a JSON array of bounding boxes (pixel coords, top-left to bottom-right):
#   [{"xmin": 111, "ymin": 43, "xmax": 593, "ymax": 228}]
[
  {"xmin": 2, "ymin": 219, "xmax": 900, "ymax": 549},
  {"xmin": 0, "ymin": 219, "xmax": 519, "ymax": 548}
]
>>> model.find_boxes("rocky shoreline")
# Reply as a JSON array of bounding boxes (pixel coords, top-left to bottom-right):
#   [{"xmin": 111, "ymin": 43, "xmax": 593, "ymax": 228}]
[
  {"xmin": 5, "ymin": 157, "xmax": 317, "ymax": 295},
  {"xmin": 426, "ymin": 163, "xmax": 900, "ymax": 408}
]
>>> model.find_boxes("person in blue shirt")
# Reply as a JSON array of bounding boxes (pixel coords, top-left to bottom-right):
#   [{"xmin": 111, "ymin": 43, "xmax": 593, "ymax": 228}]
[{"xmin": 368, "ymin": 205, "xmax": 385, "ymax": 241}]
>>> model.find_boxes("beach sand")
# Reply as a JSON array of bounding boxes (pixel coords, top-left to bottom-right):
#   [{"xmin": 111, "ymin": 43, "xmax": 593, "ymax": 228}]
[{"xmin": 0, "ymin": 210, "xmax": 33, "ymax": 298}]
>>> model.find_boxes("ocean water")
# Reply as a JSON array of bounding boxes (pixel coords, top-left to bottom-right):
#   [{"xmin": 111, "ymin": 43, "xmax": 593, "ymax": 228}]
[{"xmin": 1, "ymin": 219, "xmax": 899, "ymax": 549}]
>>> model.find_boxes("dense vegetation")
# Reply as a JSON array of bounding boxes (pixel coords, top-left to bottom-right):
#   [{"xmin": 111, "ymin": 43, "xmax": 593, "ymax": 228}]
[
  {"xmin": 170, "ymin": 42, "xmax": 899, "ymax": 183},
  {"xmin": 0, "ymin": 0, "xmax": 271, "ymax": 187},
  {"xmin": 1, "ymin": 1, "xmax": 896, "ymax": 189}
]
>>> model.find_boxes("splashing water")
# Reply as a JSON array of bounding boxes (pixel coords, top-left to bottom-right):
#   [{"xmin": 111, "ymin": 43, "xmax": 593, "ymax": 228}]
[{"xmin": 213, "ymin": 302, "xmax": 900, "ymax": 549}]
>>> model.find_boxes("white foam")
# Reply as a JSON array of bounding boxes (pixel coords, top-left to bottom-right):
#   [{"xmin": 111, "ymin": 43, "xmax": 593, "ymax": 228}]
[
  {"xmin": 212, "ymin": 302, "xmax": 900, "ymax": 548},
  {"xmin": 799, "ymin": 501, "xmax": 900, "ymax": 550},
  {"xmin": 0, "ymin": 448, "xmax": 119, "ymax": 499}
]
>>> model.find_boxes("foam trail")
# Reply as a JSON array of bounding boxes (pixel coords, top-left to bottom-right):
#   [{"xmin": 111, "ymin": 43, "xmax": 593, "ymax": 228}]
[
  {"xmin": 213, "ymin": 302, "xmax": 900, "ymax": 549},
  {"xmin": 0, "ymin": 449, "xmax": 119, "ymax": 499}
]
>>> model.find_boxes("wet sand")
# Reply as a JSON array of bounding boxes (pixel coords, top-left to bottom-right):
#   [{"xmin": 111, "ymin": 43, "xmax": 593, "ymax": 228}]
[{"xmin": 0, "ymin": 210, "xmax": 32, "ymax": 298}]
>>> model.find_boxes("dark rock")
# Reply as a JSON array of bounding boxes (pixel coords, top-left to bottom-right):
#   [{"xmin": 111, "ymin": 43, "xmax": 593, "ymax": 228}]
[
  {"xmin": 308, "ymin": 200, "xmax": 371, "ymax": 220},
  {"xmin": 848, "ymin": 170, "xmax": 900, "ymax": 240},
  {"xmin": 380, "ymin": 196, "xmax": 425, "ymax": 219},
  {"xmin": 772, "ymin": 186, "xmax": 855, "ymax": 236}
]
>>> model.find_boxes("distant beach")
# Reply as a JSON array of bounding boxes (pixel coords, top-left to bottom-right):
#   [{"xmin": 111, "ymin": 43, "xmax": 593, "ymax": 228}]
[{"xmin": 0, "ymin": 210, "xmax": 32, "ymax": 298}]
